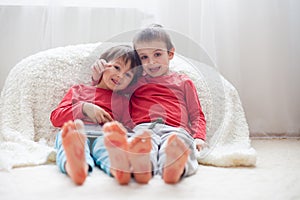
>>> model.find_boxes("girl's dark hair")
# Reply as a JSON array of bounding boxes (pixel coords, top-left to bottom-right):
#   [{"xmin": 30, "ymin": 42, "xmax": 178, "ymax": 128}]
[
  {"xmin": 133, "ymin": 24, "xmax": 174, "ymax": 51},
  {"xmin": 100, "ymin": 45, "xmax": 142, "ymax": 84}
]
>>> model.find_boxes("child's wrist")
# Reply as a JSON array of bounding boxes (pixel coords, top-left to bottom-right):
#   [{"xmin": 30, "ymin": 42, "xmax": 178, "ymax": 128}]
[
  {"xmin": 82, "ymin": 102, "xmax": 88, "ymax": 116},
  {"xmin": 91, "ymin": 76, "xmax": 97, "ymax": 82}
]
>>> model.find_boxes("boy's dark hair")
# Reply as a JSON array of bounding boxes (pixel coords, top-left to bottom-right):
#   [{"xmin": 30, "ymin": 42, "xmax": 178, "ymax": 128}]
[
  {"xmin": 133, "ymin": 24, "xmax": 174, "ymax": 51},
  {"xmin": 100, "ymin": 45, "xmax": 142, "ymax": 84}
]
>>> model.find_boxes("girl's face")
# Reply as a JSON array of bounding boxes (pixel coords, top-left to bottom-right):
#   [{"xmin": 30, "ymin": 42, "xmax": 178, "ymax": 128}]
[
  {"xmin": 97, "ymin": 58, "xmax": 135, "ymax": 91},
  {"xmin": 135, "ymin": 40, "xmax": 174, "ymax": 78}
]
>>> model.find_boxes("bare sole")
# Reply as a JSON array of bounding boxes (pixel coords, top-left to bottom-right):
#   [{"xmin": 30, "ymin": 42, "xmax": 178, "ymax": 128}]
[
  {"xmin": 129, "ymin": 131, "xmax": 152, "ymax": 184},
  {"xmin": 163, "ymin": 134, "xmax": 189, "ymax": 184},
  {"xmin": 62, "ymin": 120, "xmax": 88, "ymax": 185},
  {"xmin": 103, "ymin": 121, "xmax": 131, "ymax": 185}
]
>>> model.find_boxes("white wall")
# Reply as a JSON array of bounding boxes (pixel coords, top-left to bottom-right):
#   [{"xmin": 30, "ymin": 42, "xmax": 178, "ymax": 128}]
[{"xmin": 0, "ymin": 5, "xmax": 150, "ymax": 91}]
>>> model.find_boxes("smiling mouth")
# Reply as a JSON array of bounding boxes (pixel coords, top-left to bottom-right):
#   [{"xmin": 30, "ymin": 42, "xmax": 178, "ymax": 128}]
[
  {"xmin": 111, "ymin": 78, "xmax": 120, "ymax": 85},
  {"xmin": 149, "ymin": 66, "xmax": 160, "ymax": 73}
]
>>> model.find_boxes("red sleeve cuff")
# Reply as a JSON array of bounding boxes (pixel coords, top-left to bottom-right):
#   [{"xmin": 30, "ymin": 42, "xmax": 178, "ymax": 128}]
[
  {"xmin": 193, "ymin": 132, "xmax": 206, "ymax": 141},
  {"xmin": 72, "ymin": 101, "xmax": 86, "ymax": 119}
]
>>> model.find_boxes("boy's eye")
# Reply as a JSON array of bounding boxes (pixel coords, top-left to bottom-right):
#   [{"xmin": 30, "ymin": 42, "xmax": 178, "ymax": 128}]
[
  {"xmin": 154, "ymin": 52, "xmax": 161, "ymax": 57},
  {"xmin": 125, "ymin": 73, "xmax": 133, "ymax": 78}
]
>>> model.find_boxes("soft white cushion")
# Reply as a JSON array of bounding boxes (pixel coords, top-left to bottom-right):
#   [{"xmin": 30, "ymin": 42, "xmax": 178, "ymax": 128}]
[{"xmin": 0, "ymin": 42, "xmax": 256, "ymax": 170}]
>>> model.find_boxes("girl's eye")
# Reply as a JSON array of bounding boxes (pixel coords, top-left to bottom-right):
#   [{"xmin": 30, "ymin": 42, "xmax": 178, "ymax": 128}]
[
  {"xmin": 140, "ymin": 55, "xmax": 147, "ymax": 60},
  {"xmin": 114, "ymin": 66, "xmax": 120, "ymax": 70}
]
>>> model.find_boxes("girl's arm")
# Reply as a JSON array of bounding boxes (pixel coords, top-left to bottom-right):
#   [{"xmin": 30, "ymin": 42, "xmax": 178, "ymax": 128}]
[
  {"xmin": 50, "ymin": 86, "xmax": 87, "ymax": 127},
  {"xmin": 82, "ymin": 102, "xmax": 113, "ymax": 124}
]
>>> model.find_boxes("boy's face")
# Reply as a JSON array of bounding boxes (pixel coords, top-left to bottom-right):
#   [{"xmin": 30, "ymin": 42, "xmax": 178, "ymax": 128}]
[
  {"xmin": 135, "ymin": 40, "xmax": 174, "ymax": 77},
  {"xmin": 98, "ymin": 58, "xmax": 135, "ymax": 91}
]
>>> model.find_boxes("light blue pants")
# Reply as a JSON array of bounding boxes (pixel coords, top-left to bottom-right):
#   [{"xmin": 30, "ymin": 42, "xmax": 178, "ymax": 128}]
[{"xmin": 54, "ymin": 127, "xmax": 112, "ymax": 176}]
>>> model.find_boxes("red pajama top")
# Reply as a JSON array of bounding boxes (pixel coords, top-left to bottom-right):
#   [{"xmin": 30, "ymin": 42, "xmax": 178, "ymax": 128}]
[
  {"xmin": 127, "ymin": 72, "xmax": 206, "ymax": 140},
  {"xmin": 50, "ymin": 84, "xmax": 130, "ymax": 128}
]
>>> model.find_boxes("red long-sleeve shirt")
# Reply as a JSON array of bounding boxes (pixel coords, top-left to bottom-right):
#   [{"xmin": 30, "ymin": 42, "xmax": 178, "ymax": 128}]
[
  {"xmin": 128, "ymin": 72, "xmax": 206, "ymax": 140},
  {"xmin": 50, "ymin": 84, "xmax": 130, "ymax": 128}
]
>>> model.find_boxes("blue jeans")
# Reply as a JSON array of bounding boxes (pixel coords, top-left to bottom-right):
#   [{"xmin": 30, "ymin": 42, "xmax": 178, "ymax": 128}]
[{"xmin": 54, "ymin": 129, "xmax": 111, "ymax": 176}]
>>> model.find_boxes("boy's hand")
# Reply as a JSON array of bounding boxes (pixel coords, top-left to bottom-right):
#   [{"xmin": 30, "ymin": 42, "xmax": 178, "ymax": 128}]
[
  {"xmin": 195, "ymin": 138, "xmax": 209, "ymax": 151},
  {"xmin": 83, "ymin": 103, "xmax": 113, "ymax": 124},
  {"xmin": 91, "ymin": 59, "xmax": 111, "ymax": 83}
]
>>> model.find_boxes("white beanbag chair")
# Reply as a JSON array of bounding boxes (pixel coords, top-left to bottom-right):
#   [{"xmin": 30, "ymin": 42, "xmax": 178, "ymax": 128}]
[{"xmin": 0, "ymin": 42, "xmax": 256, "ymax": 170}]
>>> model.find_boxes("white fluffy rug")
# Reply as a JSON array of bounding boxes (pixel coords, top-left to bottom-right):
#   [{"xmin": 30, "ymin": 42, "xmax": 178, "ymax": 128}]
[{"xmin": 0, "ymin": 42, "xmax": 256, "ymax": 170}]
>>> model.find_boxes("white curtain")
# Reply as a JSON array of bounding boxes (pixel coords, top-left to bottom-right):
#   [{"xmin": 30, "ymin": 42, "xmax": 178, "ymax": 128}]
[
  {"xmin": 212, "ymin": 0, "xmax": 300, "ymax": 136},
  {"xmin": 147, "ymin": 0, "xmax": 300, "ymax": 136},
  {"xmin": 0, "ymin": 0, "xmax": 299, "ymax": 136}
]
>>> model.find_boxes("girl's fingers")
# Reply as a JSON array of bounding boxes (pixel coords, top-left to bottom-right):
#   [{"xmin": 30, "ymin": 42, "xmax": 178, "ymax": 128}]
[
  {"xmin": 96, "ymin": 114, "xmax": 111, "ymax": 124},
  {"xmin": 95, "ymin": 114, "xmax": 104, "ymax": 124},
  {"xmin": 99, "ymin": 59, "xmax": 113, "ymax": 72},
  {"xmin": 103, "ymin": 112, "xmax": 113, "ymax": 122},
  {"xmin": 100, "ymin": 59, "xmax": 108, "ymax": 68}
]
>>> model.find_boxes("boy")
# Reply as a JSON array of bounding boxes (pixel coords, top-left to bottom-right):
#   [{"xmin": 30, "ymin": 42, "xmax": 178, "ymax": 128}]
[
  {"xmin": 50, "ymin": 45, "xmax": 148, "ymax": 185},
  {"xmin": 96, "ymin": 25, "xmax": 207, "ymax": 184}
]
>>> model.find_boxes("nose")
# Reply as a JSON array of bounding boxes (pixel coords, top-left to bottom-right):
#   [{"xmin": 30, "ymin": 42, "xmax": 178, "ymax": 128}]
[
  {"xmin": 148, "ymin": 56, "xmax": 155, "ymax": 64},
  {"xmin": 117, "ymin": 72, "xmax": 124, "ymax": 79}
]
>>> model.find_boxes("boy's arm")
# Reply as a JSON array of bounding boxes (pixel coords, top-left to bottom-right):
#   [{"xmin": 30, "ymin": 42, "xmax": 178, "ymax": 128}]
[
  {"xmin": 50, "ymin": 86, "xmax": 87, "ymax": 127},
  {"xmin": 184, "ymin": 79, "xmax": 206, "ymax": 141},
  {"xmin": 119, "ymin": 96, "xmax": 135, "ymax": 130}
]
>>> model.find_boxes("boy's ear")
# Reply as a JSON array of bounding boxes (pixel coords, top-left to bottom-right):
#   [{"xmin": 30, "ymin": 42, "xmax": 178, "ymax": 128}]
[{"xmin": 168, "ymin": 48, "xmax": 175, "ymax": 60}]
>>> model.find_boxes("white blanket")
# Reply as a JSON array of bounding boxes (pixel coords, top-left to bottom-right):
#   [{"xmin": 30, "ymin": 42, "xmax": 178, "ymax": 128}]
[{"xmin": 0, "ymin": 43, "xmax": 256, "ymax": 170}]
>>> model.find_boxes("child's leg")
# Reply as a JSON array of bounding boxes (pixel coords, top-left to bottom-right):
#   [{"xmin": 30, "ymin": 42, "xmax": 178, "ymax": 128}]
[
  {"xmin": 103, "ymin": 121, "xmax": 131, "ymax": 185},
  {"xmin": 55, "ymin": 120, "xmax": 91, "ymax": 185},
  {"xmin": 160, "ymin": 134, "xmax": 190, "ymax": 184},
  {"xmin": 92, "ymin": 135, "xmax": 111, "ymax": 176},
  {"xmin": 128, "ymin": 131, "xmax": 152, "ymax": 184},
  {"xmin": 132, "ymin": 124, "xmax": 160, "ymax": 176}
]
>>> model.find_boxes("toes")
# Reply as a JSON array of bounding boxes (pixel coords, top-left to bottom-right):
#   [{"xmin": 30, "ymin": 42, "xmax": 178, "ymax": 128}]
[
  {"xmin": 74, "ymin": 119, "xmax": 85, "ymax": 133},
  {"xmin": 103, "ymin": 121, "xmax": 127, "ymax": 135}
]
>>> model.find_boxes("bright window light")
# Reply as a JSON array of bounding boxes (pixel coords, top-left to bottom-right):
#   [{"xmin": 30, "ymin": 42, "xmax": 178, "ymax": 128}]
[{"xmin": 0, "ymin": 0, "xmax": 148, "ymax": 8}]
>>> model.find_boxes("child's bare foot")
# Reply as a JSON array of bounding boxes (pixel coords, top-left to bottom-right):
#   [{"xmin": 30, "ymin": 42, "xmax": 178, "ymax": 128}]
[
  {"xmin": 103, "ymin": 121, "xmax": 131, "ymax": 185},
  {"xmin": 62, "ymin": 119, "xmax": 88, "ymax": 185},
  {"xmin": 163, "ymin": 134, "xmax": 190, "ymax": 184},
  {"xmin": 129, "ymin": 131, "xmax": 152, "ymax": 184}
]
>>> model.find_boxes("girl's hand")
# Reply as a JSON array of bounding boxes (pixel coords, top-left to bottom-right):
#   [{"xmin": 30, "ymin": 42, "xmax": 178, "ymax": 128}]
[
  {"xmin": 91, "ymin": 59, "xmax": 111, "ymax": 84},
  {"xmin": 195, "ymin": 138, "xmax": 209, "ymax": 151},
  {"xmin": 83, "ymin": 102, "xmax": 113, "ymax": 124}
]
